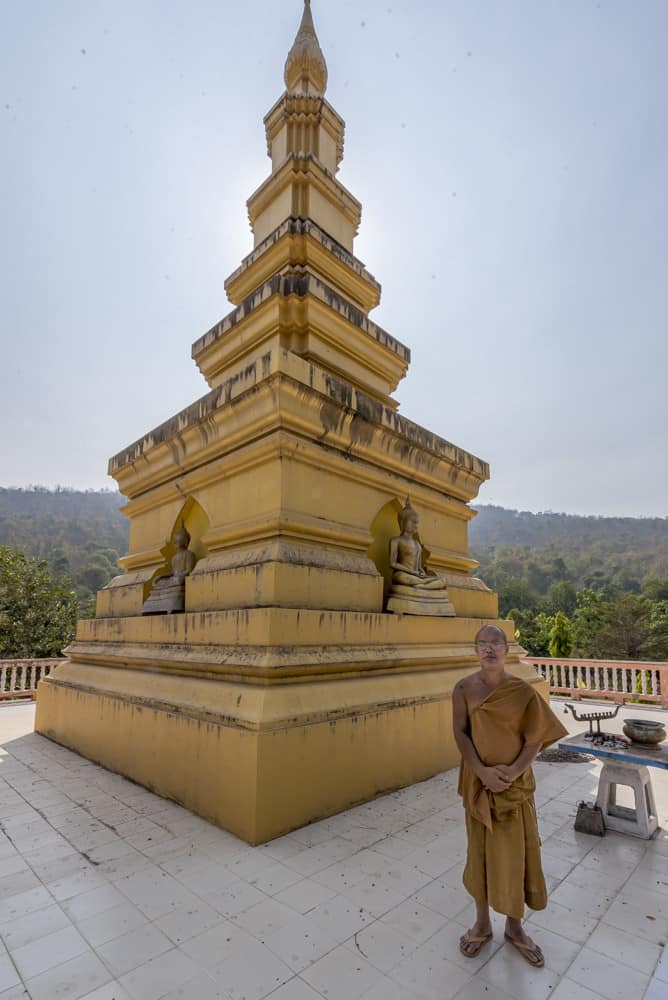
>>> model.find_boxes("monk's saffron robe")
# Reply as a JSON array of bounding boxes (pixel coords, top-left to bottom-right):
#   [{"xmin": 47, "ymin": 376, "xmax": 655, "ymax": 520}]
[{"xmin": 458, "ymin": 676, "xmax": 568, "ymax": 919}]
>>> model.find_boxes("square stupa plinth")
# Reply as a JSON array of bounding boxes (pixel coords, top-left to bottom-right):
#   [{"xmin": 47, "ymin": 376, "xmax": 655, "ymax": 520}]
[{"xmin": 36, "ymin": 1, "xmax": 545, "ymax": 844}]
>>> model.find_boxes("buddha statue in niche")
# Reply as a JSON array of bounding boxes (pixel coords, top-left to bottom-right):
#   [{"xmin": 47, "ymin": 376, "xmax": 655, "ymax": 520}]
[
  {"xmin": 142, "ymin": 520, "xmax": 197, "ymax": 615},
  {"xmin": 386, "ymin": 498, "xmax": 455, "ymax": 616}
]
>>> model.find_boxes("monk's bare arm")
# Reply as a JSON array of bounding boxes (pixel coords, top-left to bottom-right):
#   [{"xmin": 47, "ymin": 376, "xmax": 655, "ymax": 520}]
[
  {"xmin": 452, "ymin": 683, "xmax": 482, "ymax": 775},
  {"xmin": 452, "ymin": 683, "xmax": 510, "ymax": 791}
]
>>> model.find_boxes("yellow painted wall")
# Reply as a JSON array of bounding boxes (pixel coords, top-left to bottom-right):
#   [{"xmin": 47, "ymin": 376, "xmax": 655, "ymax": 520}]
[{"xmin": 36, "ymin": 654, "xmax": 547, "ymax": 844}]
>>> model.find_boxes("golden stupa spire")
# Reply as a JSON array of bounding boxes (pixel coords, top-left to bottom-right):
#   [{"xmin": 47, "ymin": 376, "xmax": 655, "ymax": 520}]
[{"xmin": 284, "ymin": 0, "xmax": 328, "ymax": 96}]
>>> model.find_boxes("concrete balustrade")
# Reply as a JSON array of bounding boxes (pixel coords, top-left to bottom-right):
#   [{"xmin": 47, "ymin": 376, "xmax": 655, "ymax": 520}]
[
  {"xmin": 4, "ymin": 655, "xmax": 667, "ymax": 710},
  {"xmin": 523, "ymin": 656, "xmax": 668, "ymax": 708},
  {"xmin": 0, "ymin": 659, "xmax": 64, "ymax": 700}
]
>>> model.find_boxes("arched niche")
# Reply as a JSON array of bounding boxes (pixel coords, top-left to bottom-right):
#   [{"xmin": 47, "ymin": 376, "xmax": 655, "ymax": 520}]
[
  {"xmin": 367, "ymin": 498, "xmax": 402, "ymax": 599},
  {"xmin": 368, "ymin": 497, "xmax": 435, "ymax": 600},
  {"xmin": 150, "ymin": 497, "xmax": 210, "ymax": 586}
]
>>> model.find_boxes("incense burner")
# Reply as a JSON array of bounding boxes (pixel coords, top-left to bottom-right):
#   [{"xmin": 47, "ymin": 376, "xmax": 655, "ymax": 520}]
[{"xmin": 622, "ymin": 719, "xmax": 666, "ymax": 746}]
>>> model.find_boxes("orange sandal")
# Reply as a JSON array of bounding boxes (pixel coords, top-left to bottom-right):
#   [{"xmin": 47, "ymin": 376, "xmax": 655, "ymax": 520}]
[
  {"xmin": 459, "ymin": 929, "xmax": 493, "ymax": 958},
  {"xmin": 504, "ymin": 933, "xmax": 545, "ymax": 968}
]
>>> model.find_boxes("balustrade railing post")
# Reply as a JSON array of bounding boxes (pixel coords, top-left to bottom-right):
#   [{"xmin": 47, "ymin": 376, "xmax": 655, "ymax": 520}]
[
  {"xmin": 0, "ymin": 658, "xmax": 64, "ymax": 700},
  {"xmin": 520, "ymin": 658, "xmax": 668, "ymax": 705},
  {"xmin": 660, "ymin": 669, "xmax": 668, "ymax": 708}
]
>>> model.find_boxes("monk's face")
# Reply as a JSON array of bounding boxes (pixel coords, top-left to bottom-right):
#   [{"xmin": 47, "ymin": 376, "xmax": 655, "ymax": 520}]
[{"xmin": 475, "ymin": 628, "xmax": 508, "ymax": 670}]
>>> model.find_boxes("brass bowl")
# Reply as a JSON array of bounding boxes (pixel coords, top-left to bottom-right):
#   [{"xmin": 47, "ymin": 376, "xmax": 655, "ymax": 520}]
[{"xmin": 623, "ymin": 719, "xmax": 666, "ymax": 746}]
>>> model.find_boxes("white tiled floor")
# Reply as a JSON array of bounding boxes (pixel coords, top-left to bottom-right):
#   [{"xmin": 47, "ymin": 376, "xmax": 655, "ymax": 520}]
[{"xmin": 0, "ymin": 701, "xmax": 667, "ymax": 1000}]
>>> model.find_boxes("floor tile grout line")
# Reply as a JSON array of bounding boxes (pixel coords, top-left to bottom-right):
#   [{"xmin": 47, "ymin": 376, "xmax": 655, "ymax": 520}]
[
  {"xmin": 0, "ymin": 937, "xmax": 28, "ymax": 994},
  {"xmin": 649, "ymin": 940, "xmax": 668, "ymax": 993},
  {"xmin": 557, "ymin": 903, "xmax": 662, "ymax": 996},
  {"xmin": 0, "ymin": 744, "xmax": 196, "ymax": 993},
  {"xmin": 0, "ymin": 746, "xmax": 153, "ymax": 863},
  {"xmin": 3, "ymin": 719, "xmax": 666, "ymax": 1000},
  {"xmin": 2, "ymin": 737, "xmax": 207, "ymax": 854},
  {"xmin": 645, "ymin": 938, "xmax": 668, "ymax": 988}
]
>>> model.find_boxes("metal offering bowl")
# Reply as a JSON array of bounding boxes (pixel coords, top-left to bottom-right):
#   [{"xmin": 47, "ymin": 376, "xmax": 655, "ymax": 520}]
[{"xmin": 622, "ymin": 719, "xmax": 666, "ymax": 746}]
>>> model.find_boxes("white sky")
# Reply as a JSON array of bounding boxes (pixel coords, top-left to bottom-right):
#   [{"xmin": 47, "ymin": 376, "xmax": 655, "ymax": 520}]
[{"xmin": 2, "ymin": 1, "xmax": 667, "ymax": 516}]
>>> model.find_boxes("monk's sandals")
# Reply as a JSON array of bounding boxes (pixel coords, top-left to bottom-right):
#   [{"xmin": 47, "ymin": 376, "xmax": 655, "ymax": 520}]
[
  {"xmin": 459, "ymin": 929, "xmax": 493, "ymax": 958},
  {"xmin": 504, "ymin": 932, "xmax": 545, "ymax": 967}
]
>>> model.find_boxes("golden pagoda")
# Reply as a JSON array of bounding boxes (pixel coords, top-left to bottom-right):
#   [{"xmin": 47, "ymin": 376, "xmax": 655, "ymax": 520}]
[{"xmin": 36, "ymin": 2, "xmax": 544, "ymax": 844}]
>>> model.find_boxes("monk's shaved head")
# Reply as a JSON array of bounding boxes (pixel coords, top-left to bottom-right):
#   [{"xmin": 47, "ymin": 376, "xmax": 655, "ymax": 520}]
[{"xmin": 474, "ymin": 624, "xmax": 509, "ymax": 647}]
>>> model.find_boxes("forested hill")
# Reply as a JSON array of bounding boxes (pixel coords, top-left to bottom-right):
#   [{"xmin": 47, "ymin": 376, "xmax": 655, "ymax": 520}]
[
  {"xmin": 2, "ymin": 488, "xmax": 668, "ymax": 600},
  {"xmin": 470, "ymin": 504, "xmax": 668, "ymax": 597},
  {"xmin": 0, "ymin": 487, "xmax": 127, "ymax": 596},
  {"xmin": 471, "ymin": 505, "xmax": 668, "ymax": 552}
]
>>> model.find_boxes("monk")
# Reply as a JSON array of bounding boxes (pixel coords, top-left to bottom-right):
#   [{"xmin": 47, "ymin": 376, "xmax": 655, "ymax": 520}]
[{"xmin": 453, "ymin": 624, "xmax": 568, "ymax": 967}]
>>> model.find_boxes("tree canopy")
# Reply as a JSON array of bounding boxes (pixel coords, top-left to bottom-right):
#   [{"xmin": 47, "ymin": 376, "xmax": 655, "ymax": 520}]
[
  {"xmin": 0, "ymin": 487, "xmax": 126, "ymax": 604},
  {"xmin": 471, "ymin": 506, "xmax": 668, "ymax": 660},
  {"xmin": 0, "ymin": 546, "xmax": 79, "ymax": 658}
]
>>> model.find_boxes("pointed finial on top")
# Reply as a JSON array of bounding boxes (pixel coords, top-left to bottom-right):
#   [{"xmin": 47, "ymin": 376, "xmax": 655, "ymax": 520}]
[{"xmin": 284, "ymin": 0, "xmax": 328, "ymax": 96}]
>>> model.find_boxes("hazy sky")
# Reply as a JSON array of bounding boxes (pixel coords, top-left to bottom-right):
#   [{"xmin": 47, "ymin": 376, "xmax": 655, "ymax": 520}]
[{"xmin": 2, "ymin": 1, "xmax": 667, "ymax": 516}]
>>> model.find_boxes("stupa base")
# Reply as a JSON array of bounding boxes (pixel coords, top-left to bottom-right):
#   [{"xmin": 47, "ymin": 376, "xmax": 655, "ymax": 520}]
[{"xmin": 35, "ymin": 609, "xmax": 546, "ymax": 845}]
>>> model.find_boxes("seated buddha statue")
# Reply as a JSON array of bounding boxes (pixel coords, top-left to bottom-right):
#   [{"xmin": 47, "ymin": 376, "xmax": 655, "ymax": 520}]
[
  {"xmin": 386, "ymin": 498, "xmax": 455, "ymax": 616},
  {"xmin": 142, "ymin": 521, "xmax": 197, "ymax": 615}
]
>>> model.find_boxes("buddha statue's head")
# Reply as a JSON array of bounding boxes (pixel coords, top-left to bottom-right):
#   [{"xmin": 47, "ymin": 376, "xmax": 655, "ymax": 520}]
[
  {"xmin": 173, "ymin": 520, "xmax": 191, "ymax": 551},
  {"xmin": 398, "ymin": 497, "xmax": 419, "ymax": 535}
]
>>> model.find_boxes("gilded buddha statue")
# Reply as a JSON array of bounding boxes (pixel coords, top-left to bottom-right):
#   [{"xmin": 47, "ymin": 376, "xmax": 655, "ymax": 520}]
[
  {"xmin": 142, "ymin": 521, "xmax": 197, "ymax": 615},
  {"xmin": 386, "ymin": 498, "xmax": 455, "ymax": 616}
]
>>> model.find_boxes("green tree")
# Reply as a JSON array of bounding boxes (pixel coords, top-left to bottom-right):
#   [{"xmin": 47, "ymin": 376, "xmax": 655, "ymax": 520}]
[
  {"xmin": 595, "ymin": 594, "xmax": 653, "ymax": 660},
  {"xmin": 642, "ymin": 601, "xmax": 668, "ymax": 660},
  {"xmin": 545, "ymin": 581, "xmax": 577, "ymax": 617},
  {"xmin": 548, "ymin": 611, "xmax": 573, "ymax": 657},
  {"xmin": 79, "ymin": 557, "xmax": 114, "ymax": 593},
  {"xmin": 549, "ymin": 556, "xmax": 569, "ymax": 581},
  {"xmin": 572, "ymin": 589, "xmax": 607, "ymax": 657},
  {"xmin": 0, "ymin": 546, "xmax": 78, "ymax": 658},
  {"xmin": 497, "ymin": 580, "xmax": 541, "ymax": 617},
  {"xmin": 48, "ymin": 546, "xmax": 71, "ymax": 576},
  {"xmin": 643, "ymin": 577, "xmax": 668, "ymax": 602},
  {"xmin": 582, "ymin": 569, "xmax": 614, "ymax": 595},
  {"xmin": 527, "ymin": 559, "xmax": 551, "ymax": 595},
  {"xmin": 610, "ymin": 569, "xmax": 642, "ymax": 594},
  {"xmin": 510, "ymin": 609, "xmax": 554, "ymax": 656}
]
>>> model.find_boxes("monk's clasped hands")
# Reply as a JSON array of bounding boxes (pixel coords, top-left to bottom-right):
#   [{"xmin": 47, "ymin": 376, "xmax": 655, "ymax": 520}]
[{"xmin": 480, "ymin": 764, "xmax": 516, "ymax": 792}]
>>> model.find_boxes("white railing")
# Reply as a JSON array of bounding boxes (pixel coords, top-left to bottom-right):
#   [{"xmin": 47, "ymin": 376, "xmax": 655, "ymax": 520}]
[
  {"xmin": 0, "ymin": 659, "xmax": 63, "ymax": 701},
  {"xmin": 522, "ymin": 657, "xmax": 668, "ymax": 708}
]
